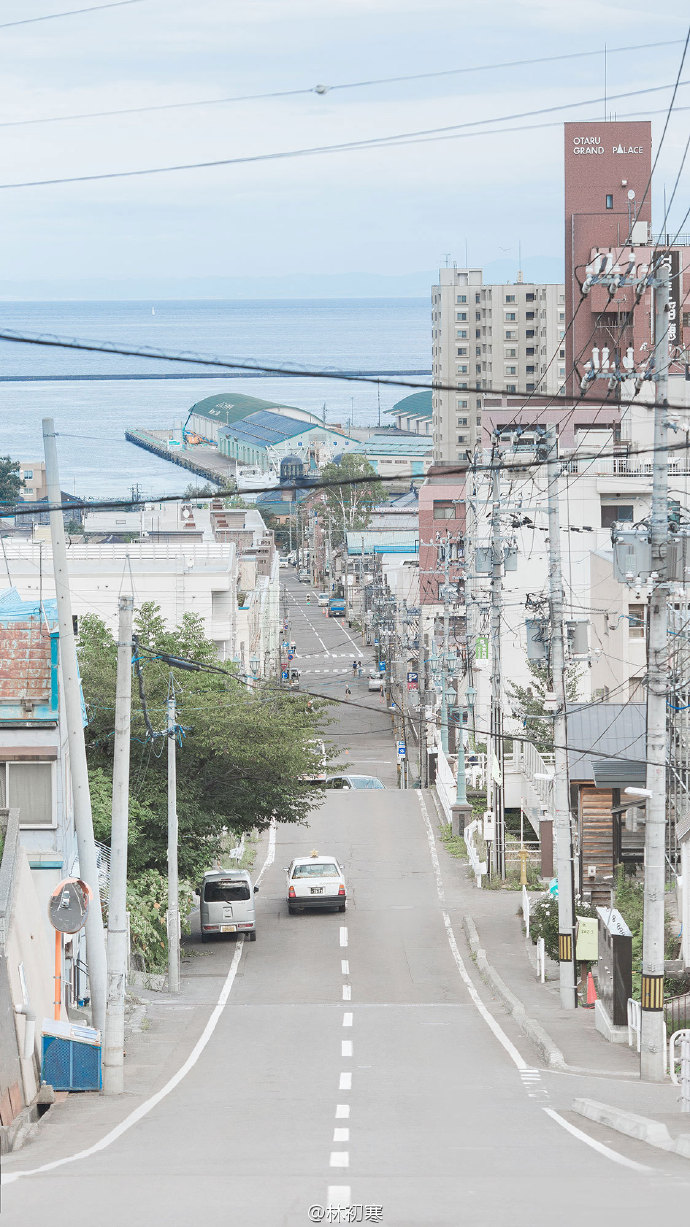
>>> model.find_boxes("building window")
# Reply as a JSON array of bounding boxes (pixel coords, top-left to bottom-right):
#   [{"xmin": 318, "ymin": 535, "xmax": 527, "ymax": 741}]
[
  {"xmin": 457, "ymin": 434, "xmax": 467, "ymax": 443},
  {"xmin": 457, "ymin": 417, "xmax": 468, "ymax": 426},
  {"xmin": 606, "ymin": 194, "xmax": 614, "ymax": 210},
  {"xmin": 506, "ymin": 384, "xmax": 517, "ymax": 392},
  {"xmin": 559, "ymin": 348, "xmax": 565, "ymax": 358},
  {"xmin": 457, "ymin": 295, "xmax": 467, "ymax": 303},
  {"xmin": 505, "ymin": 365, "xmax": 517, "ymax": 375},
  {"xmin": 526, "ymin": 312, "xmax": 535, "ymax": 320},
  {"xmin": 526, "ymin": 329, "xmax": 535, "ymax": 338},
  {"xmin": 475, "ymin": 311, "xmax": 481, "ymax": 321},
  {"xmin": 457, "ymin": 347, "xmax": 468, "ymax": 356},
  {"xmin": 526, "ymin": 383, "xmax": 535, "ymax": 391},
  {"xmin": 456, "ymin": 398, "xmax": 468, "ymax": 408},
  {"xmin": 526, "ymin": 365, "xmax": 535, "ymax": 373},
  {"xmin": 0, "ymin": 761, "xmax": 53, "ymax": 826},
  {"xmin": 505, "ymin": 330, "xmax": 517, "ymax": 340},
  {"xmin": 526, "ymin": 293, "xmax": 535, "ymax": 301},
  {"xmin": 505, "ymin": 347, "xmax": 517, "ymax": 357},
  {"xmin": 476, "ymin": 415, "xmax": 482, "ymax": 426},
  {"xmin": 457, "ymin": 364, "xmax": 468, "ymax": 373},
  {"xmin": 526, "ymin": 347, "xmax": 535, "ymax": 356},
  {"xmin": 433, "ymin": 501, "xmax": 455, "ymax": 520},
  {"xmin": 601, "ymin": 503, "xmax": 634, "ymax": 528},
  {"xmin": 475, "ymin": 329, "xmax": 481, "ymax": 339},
  {"xmin": 505, "ymin": 312, "xmax": 517, "ymax": 321},
  {"xmin": 457, "ymin": 330, "xmax": 468, "ymax": 339},
  {"xmin": 475, "ymin": 293, "xmax": 481, "ymax": 304},
  {"xmin": 22, "ymin": 469, "xmax": 33, "ymax": 479},
  {"xmin": 628, "ymin": 604, "xmax": 646, "ymax": 639},
  {"xmin": 505, "ymin": 294, "xmax": 516, "ymax": 303},
  {"xmin": 456, "ymin": 312, "xmax": 467, "ymax": 321}
]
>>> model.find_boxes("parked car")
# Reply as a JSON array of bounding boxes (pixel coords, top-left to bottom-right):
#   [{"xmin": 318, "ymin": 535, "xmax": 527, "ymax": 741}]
[
  {"xmin": 199, "ymin": 869, "xmax": 258, "ymax": 942},
  {"xmin": 324, "ymin": 774, "xmax": 384, "ymax": 790},
  {"xmin": 317, "ymin": 593, "xmax": 330, "ymax": 607},
  {"xmin": 298, "ymin": 570, "xmax": 310, "ymax": 583},
  {"xmin": 368, "ymin": 675, "xmax": 383, "ymax": 692},
  {"xmin": 285, "ymin": 852, "xmax": 347, "ymax": 913}
]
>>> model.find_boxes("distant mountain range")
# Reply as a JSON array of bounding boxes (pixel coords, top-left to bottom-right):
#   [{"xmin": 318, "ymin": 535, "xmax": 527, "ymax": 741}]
[{"xmin": 0, "ymin": 258, "xmax": 565, "ymax": 300}]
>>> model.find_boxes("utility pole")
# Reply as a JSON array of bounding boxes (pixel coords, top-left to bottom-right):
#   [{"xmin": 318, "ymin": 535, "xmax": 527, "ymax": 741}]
[
  {"xmin": 440, "ymin": 538, "xmax": 451, "ymax": 755},
  {"xmin": 641, "ymin": 257, "xmax": 671, "ymax": 1079},
  {"xmin": 42, "ymin": 419, "xmax": 107, "ymax": 1035},
  {"xmin": 167, "ymin": 689, "xmax": 180, "ymax": 994},
  {"xmin": 489, "ymin": 455, "xmax": 505, "ymax": 879},
  {"xmin": 103, "ymin": 595, "xmax": 134, "ymax": 1093},
  {"xmin": 545, "ymin": 426, "xmax": 577, "ymax": 1010}
]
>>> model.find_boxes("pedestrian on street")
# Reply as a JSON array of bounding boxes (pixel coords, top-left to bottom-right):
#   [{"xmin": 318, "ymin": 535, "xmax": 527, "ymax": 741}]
[
  {"xmin": 352, "ymin": 660, "xmax": 357, "ymax": 676},
  {"xmin": 357, "ymin": 662, "xmax": 363, "ymax": 678},
  {"xmin": 345, "ymin": 685, "xmax": 352, "ymax": 696}
]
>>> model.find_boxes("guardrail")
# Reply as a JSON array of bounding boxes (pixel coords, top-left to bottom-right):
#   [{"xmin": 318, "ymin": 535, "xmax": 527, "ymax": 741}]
[
  {"xmin": 465, "ymin": 819, "xmax": 488, "ymax": 887},
  {"xmin": 627, "ymin": 998, "xmax": 641, "ymax": 1052},
  {"xmin": 669, "ymin": 1029, "xmax": 690, "ymax": 1111}
]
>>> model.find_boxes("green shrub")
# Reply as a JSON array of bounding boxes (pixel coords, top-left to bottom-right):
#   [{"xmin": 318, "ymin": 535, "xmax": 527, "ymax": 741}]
[
  {"xmin": 529, "ymin": 894, "xmax": 596, "ymax": 961},
  {"xmin": 439, "ymin": 822, "xmax": 467, "ymax": 859},
  {"xmin": 125, "ymin": 870, "xmax": 195, "ymax": 974}
]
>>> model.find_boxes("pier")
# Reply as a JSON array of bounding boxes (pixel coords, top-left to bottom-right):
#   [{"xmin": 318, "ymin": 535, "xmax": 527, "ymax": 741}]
[{"xmin": 124, "ymin": 428, "xmax": 236, "ymax": 487}]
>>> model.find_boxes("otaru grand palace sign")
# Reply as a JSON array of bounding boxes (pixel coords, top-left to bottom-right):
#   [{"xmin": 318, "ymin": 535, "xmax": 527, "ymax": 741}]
[{"xmin": 571, "ymin": 136, "xmax": 644, "ymax": 155}]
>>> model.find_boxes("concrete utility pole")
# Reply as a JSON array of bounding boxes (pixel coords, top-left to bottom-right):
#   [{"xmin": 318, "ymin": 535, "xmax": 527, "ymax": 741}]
[
  {"xmin": 641, "ymin": 257, "xmax": 671, "ymax": 1080},
  {"xmin": 103, "ymin": 595, "xmax": 134, "ymax": 1093},
  {"xmin": 489, "ymin": 456, "xmax": 505, "ymax": 879},
  {"xmin": 42, "ymin": 418, "xmax": 107, "ymax": 1035},
  {"xmin": 167, "ymin": 690, "xmax": 180, "ymax": 994},
  {"xmin": 545, "ymin": 426, "xmax": 577, "ymax": 1010},
  {"xmin": 418, "ymin": 634, "xmax": 429, "ymax": 788},
  {"xmin": 440, "ymin": 538, "xmax": 451, "ymax": 755}
]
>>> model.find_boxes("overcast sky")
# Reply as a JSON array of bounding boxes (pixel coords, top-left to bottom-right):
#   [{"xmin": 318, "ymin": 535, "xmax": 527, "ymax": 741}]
[{"xmin": 0, "ymin": 0, "xmax": 688, "ymax": 296}]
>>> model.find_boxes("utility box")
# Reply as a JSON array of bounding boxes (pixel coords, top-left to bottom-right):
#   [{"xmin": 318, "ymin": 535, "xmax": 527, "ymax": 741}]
[
  {"xmin": 595, "ymin": 908, "xmax": 632, "ymax": 1036},
  {"xmin": 526, "ymin": 618, "xmax": 548, "ymax": 663},
  {"xmin": 41, "ymin": 1019, "xmax": 102, "ymax": 1092},
  {"xmin": 611, "ymin": 528, "xmax": 652, "ymax": 583}
]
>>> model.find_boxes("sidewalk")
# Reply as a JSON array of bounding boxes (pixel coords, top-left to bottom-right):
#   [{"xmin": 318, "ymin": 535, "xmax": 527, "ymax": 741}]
[{"xmin": 429, "ymin": 791, "xmax": 690, "ymax": 1156}]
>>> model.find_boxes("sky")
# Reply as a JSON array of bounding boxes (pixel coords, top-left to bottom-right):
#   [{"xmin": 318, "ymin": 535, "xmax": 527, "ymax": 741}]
[{"xmin": 0, "ymin": 0, "xmax": 688, "ymax": 297}]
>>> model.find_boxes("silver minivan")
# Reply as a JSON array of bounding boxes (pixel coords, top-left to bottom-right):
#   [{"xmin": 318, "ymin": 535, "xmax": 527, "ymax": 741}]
[{"xmin": 199, "ymin": 869, "xmax": 258, "ymax": 943}]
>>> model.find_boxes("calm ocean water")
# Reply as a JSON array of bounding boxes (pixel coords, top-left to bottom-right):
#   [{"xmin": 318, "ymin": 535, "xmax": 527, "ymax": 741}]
[{"xmin": 0, "ymin": 299, "xmax": 430, "ymax": 497}]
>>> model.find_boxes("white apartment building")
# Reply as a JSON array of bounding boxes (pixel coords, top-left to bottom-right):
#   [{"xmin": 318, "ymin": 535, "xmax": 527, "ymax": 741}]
[{"xmin": 431, "ymin": 267, "xmax": 566, "ymax": 462}]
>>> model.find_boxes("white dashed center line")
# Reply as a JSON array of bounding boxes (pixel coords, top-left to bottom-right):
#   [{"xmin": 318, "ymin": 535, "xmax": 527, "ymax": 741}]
[
  {"xmin": 341, "ymin": 960, "xmax": 349, "ymax": 975},
  {"xmin": 339, "ymin": 927, "xmax": 348, "ymax": 947},
  {"xmin": 342, "ymin": 985, "xmax": 351, "ymax": 1001},
  {"xmin": 342, "ymin": 1012, "xmax": 353, "ymax": 1027},
  {"xmin": 330, "ymin": 1152, "xmax": 349, "ymax": 1168},
  {"xmin": 335, "ymin": 1104, "xmax": 350, "ymax": 1119},
  {"xmin": 341, "ymin": 1040, "xmax": 353, "ymax": 1057},
  {"xmin": 328, "ymin": 1185, "xmax": 351, "ymax": 1206},
  {"xmin": 333, "ymin": 1128, "xmax": 350, "ymax": 1142},
  {"xmin": 339, "ymin": 1071, "xmax": 352, "ymax": 1090}
]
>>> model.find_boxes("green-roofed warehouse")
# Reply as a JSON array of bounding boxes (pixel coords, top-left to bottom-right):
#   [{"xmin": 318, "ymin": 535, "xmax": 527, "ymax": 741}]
[
  {"xmin": 186, "ymin": 392, "xmax": 322, "ymax": 444},
  {"xmin": 388, "ymin": 390, "xmax": 432, "ymax": 437}
]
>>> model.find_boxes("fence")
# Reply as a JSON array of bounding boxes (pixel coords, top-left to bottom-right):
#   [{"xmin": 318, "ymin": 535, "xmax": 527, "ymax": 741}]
[
  {"xmin": 627, "ymin": 998, "xmax": 641, "ymax": 1052},
  {"xmin": 665, "ymin": 991, "xmax": 690, "ymax": 1035},
  {"xmin": 535, "ymin": 937, "xmax": 546, "ymax": 984},
  {"xmin": 435, "ymin": 743, "xmax": 456, "ymax": 823}
]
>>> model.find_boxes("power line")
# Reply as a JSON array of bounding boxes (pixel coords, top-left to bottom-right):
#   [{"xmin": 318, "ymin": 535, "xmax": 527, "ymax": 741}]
[
  {"xmin": 1, "ymin": 38, "xmax": 683, "ymax": 129},
  {"xmin": 0, "ymin": 79, "xmax": 686, "ymax": 190},
  {"xmin": 0, "ymin": 0, "xmax": 145, "ymax": 28}
]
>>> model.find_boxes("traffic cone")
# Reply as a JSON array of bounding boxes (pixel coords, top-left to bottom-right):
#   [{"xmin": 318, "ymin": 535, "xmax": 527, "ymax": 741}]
[{"xmin": 585, "ymin": 972, "xmax": 597, "ymax": 1008}]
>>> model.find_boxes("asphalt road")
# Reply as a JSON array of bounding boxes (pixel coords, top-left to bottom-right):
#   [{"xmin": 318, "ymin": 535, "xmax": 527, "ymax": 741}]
[{"xmin": 3, "ymin": 572, "xmax": 690, "ymax": 1225}]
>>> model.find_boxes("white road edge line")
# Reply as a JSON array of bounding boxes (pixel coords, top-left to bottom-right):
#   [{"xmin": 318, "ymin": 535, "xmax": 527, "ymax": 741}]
[
  {"xmin": 543, "ymin": 1109, "xmax": 651, "ymax": 1172},
  {"xmin": 416, "ymin": 793, "xmax": 527, "ymax": 1073},
  {"xmin": 2, "ymin": 821, "xmax": 278, "ymax": 1187}
]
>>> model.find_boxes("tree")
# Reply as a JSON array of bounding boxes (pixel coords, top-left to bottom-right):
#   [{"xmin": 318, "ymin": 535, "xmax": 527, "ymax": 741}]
[
  {"xmin": 78, "ymin": 603, "xmax": 332, "ymax": 879},
  {"xmin": 507, "ymin": 660, "xmax": 583, "ymax": 756},
  {"xmin": 0, "ymin": 456, "xmax": 24, "ymax": 505},
  {"xmin": 318, "ymin": 454, "xmax": 385, "ymax": 546}
]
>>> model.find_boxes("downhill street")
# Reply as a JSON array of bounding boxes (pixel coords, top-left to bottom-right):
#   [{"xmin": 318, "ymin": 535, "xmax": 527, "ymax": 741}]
[{"xmin": 2, "ymin": 572, "xmax": 690, "ymax": 1225}]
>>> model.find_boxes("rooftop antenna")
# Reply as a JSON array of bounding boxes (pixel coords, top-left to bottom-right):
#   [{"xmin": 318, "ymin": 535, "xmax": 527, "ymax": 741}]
[
  {"xmin": 603, "ymin": 43, "xmax": 607, "ymax": 121},
  {"xmin": 322, "ymin": 401, "xmax": 327, "ymax": 424},
  {"xmin": 443, "ymin": 252, "xmax": 451, "ymax": 267},
  {"xmin": 464, "ymin": 238, "xmax": 469, "ymax": 267},
  {"xmin": 518, "ymin": 239, "xmax": 523, "ymax": 283}
]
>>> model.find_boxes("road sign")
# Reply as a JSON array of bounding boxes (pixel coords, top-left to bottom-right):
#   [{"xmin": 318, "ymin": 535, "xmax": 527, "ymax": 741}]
[
  {"xmin": 379, "ymin": 661, "xmax": 386, "ymax": 672},
  {"xmin": 48, "ymin": 878, "xmax": 92, "ymax": 934},
  {"xmin": 407, "ymin": 671, "xmax": 419, "ymax": 688},
  {"xmin": 475, "ymin": 636, "xmax": 489, "ymax": 660},
  {"xmin": 281, "ymin": 669, "xmax": 289, "ymax": 681},
  {"xmin": 374, "ymin": 638, "xmax": 379, "ymax": 645},
  {"xmin": 397, "ymin": 741, "xmax": 406, "ymax": 759}
]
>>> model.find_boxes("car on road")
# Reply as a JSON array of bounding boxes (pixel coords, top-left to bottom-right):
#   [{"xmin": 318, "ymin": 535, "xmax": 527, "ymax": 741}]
[
  {"xmin": 298, "ymin": 570, "xmax": 310, "ymax": 582},
  {"xmin": 316, "ymin": 592, "xmax": 330, "ymax": 607},
  {"xmin": 279, "ymin": 556, "xmax": 289, "ymax": 568},
  {"xmin": 285, "ymin": 852, "xmax": 347, "ymax": 913},
  {"xmin": 199, "ymin": 869, "xmax": 259, "ymax": 942},
  {"xmin": 367, "ymin": 675, "xmax": 383, "ymax": 691},
  {"xmin": 324, "ymin": 774, "xmax": 384, "ymax": 790}
]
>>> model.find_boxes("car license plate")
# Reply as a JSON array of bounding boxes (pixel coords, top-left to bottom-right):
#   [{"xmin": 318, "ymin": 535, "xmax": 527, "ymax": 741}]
[
  {"xmin": 310, "ymin": 887, "xmax": 323, "ymax": 895},
  {"xmin": 220, "ymin": 924, "xmax": 237, "ymax": 933}
]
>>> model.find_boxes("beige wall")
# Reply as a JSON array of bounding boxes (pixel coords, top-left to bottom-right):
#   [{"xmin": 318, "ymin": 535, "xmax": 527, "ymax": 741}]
[{"xmin": 5, "ymin": 850, "xmax": 57, "ymax": 1103}]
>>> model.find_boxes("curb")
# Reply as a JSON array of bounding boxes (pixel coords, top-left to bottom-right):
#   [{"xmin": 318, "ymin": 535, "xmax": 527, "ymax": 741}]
[
  {"xmin": 462, "ymin": 915, "xmax": 568, "ymax": 1071},
  {"xmin": 572, "ymin": 1097, "xmax": 690, "ymax": 1160}
]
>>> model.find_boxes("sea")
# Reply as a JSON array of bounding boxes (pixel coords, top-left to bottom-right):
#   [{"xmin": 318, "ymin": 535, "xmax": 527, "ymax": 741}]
[{"xmin": 0, "ymin": 299, "xmax": 430, "ymax": 498}]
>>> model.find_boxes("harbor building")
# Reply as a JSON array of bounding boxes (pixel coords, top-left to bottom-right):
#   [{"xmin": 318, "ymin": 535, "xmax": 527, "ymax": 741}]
[
  {"xmin": 218, "ymin": 411, "xmax": 360, "ymax": 471},
  {"xmin": 185, "ymin": 392, "xmax": 322, "ymax": 446},
  {"xmin": 431, "ymin": 268, "xmax": 565, "ymax": 463}
]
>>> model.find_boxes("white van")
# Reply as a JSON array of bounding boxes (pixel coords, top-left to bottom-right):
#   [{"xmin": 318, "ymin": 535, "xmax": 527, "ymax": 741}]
[{"xmin": 199, "ymin": 869, "xmax": 258, "ymax": 942}]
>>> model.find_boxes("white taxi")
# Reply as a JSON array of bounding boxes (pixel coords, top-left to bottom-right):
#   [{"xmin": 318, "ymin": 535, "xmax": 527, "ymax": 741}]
[{"xmin": 285, "ymin": 852, "xmax": 347, "ymax": 914}]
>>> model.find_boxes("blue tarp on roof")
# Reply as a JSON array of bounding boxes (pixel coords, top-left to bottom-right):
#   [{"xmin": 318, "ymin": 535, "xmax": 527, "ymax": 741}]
[
  {"xmin": 346, "ymin": 531, "xmax": 419, "ymax": 556},
  {"xmin": 0, "ymin": 587, "xmax": 58, "ymax": 624}
]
